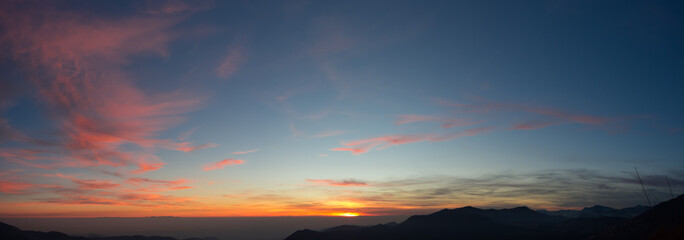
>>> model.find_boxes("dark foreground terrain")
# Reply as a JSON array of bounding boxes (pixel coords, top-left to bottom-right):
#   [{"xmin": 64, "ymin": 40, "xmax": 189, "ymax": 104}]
[
  {"xmin": 0, "ymin": 222, "xmax": 216, "ymax": 240},
  {"xmin": 1, "ymin": 194, "xmax": 681, "ymax": 240},
  {"xmin": 285, "ymin": 194, "xmax": 684, "ymax": 240}
]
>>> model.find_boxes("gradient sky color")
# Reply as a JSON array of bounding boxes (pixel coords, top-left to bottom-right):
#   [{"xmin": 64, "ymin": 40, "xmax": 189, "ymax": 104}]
[{"xmin": 1, "ymin": 0, "xmax": 683, "ymax": 218}]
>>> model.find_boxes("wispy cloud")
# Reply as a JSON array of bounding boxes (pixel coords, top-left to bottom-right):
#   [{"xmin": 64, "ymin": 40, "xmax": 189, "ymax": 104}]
[
  {"xmin": 203, "ymin": 159, "xmax": 245, "ymax": 171},
  {"xmin": 0, "ymin": 3, "xmax": 207, "ymax": 173},
  {"xmin": 307, "ymin": 179, "xmax": 368, "ymax": 187},
  {"xmin": 437, "ymin": 98, "xmax": 611, "ymax": 130},
  {"xmin": 232, "ymin": 149, "xmax": 259, "ymax": 155},
  {"xmin": 0, "ymin": 180, "xmax": 34, "ymax": 194},
  {"xmin": 215, "ymin": 45, "xmax": 246, "ymax": 79},
  {"xmin": 125, "ymin": 177, "xmax": 191, "ymax": 191},
  {"xmin": 132, "ymin": 162, "xmax": 166, "ymax": 174},
  {"xmin": 176, "ymin": 143, "xmax": 219, "ymax": 153},
  {"xmin": 396, "ymin": 114, "xmax": 483, "ymax": 129},
  {"xmin": 511, "ymin": 121, "xmax": 559, "ymax": 130},
  {"xmin": 54, "ymin": 174, "xmax": 120, "ymax": 190},
  {"xmin": 310, "ymin": 130, "xmax": 347, "ymax": 138},
  {"xmin": 177, "ymin": 127, "xmax": 198, "ymax": 141},
  {"xmin": 330, "ymin": 147, "xmax": 368, "ymax": 155},
  {"xmin": 332, "ymin": 127, "xmax": 493, "ymax": 155}
]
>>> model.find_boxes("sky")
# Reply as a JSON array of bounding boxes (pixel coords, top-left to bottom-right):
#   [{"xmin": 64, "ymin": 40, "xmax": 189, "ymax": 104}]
[{"xmin": 0, "ymin": 0, "xmax": 683, "ymax": 218}]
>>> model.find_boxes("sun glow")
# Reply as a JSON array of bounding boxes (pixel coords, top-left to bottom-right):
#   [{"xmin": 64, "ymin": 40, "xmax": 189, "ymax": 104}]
[{"xmin": 332, "ymin": 212, "xmax": 360, "ymax": 217}]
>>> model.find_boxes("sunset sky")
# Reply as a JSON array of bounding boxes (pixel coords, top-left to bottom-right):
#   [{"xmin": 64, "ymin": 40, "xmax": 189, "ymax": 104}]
[{"xmin": 1, "ymin": 0, "xmax": 683, "ymax": 218}]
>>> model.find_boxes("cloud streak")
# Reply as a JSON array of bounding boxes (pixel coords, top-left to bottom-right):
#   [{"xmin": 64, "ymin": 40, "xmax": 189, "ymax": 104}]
[
  {"xmin": 215, "ymin": 45, "xmax": 246, "ymax": 79},
  {"xmin": 232, "ymin": 149, "xmax": 259, "ymax": 155},
  {"xmin": 396, "ymin": 115, "xmax": 481, "ymax": 129},
  {"xmin": 332, "ymin": 127, "xmax": 493, "ymax": 155},
  {"xmin": 176, "ymin": 143, "xmax": 219, "ymax": 153},
  {"xmin": 307, "ymin": 179, "xmax": 368, "ymax": 187},
  {"xmin": 310, "ymin": 130, "xmax": 347, "ymax": 138},
  {"xmin": 203, "ymin": 159, "xmax": 245, "ymax": 171},
  {"xmin": 437, "ymin": 98, "xmax": 611, "ymax": 130}
]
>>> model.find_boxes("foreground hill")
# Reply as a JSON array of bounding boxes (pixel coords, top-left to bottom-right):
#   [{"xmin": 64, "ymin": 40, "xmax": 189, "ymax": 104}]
[
  {"xmin": 285, "ymin": 195, "xmax": 683, "ymax": 240},
  {"xmin": 594, "ymin": 193, "xmax": 684, "ymax": 240}
]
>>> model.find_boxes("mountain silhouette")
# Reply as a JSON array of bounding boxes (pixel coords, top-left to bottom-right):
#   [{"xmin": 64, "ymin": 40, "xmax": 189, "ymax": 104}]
[
  {"xmin": 285, "ymin": 195, "xmax": 684, "ymax": 240},
  {"xmin": 538, "ymin": 205, "xmax": 649, "ymax": 219}
]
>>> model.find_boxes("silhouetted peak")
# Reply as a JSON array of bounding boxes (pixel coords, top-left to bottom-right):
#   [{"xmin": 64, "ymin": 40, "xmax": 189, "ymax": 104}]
[
  {"xmin": 509, "ymin": 206, "xmax": 534, "ymax": 212},
  {"xmin": 430, "ymin": 206, "xmax": 483, "ymax": 216},
  {"xmin": 324, "ymin": 225, "xmax": 363, "ymax": 232},
  {"xmin": 583, "ymin": 205, "xmax": 615, "ymax": 212}
]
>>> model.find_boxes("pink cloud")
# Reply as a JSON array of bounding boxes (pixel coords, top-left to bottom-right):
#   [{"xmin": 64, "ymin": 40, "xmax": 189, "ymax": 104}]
[
  {"xmin": 0, "ymin": 4, "xmax": 205, "ymax": 173},
  {"xmin": 306, "ymin": 179, "xmax": 368, "ymax": 187},
  {"xmin": 203, "ymin": 159, "xmax": 245, "ymax": 171},
  {"xmin": 330, "ymin": 147, "xmax": 368, "ymax": 155},
  {"xmin": 216, "ymin": 45, "xmax": 246, "ymax": 79},
  {"xmin": 232, "ymin": 149, "xmax": 259, "ymax": 155},
  {"xmin": 176, "ymin": 143, "xmax": 219, "ymax": 153}
]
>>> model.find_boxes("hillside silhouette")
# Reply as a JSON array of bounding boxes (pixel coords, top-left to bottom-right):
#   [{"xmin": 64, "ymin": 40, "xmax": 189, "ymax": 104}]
[{"xmin": 285, "ymin": 194, "xmax": 684, "ymax": 240}]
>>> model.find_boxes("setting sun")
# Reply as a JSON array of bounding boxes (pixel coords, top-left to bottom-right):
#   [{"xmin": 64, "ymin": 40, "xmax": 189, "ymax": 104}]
[{"xmin": 331, "ymin": 212, "xmax": 361, "ymax": 217}]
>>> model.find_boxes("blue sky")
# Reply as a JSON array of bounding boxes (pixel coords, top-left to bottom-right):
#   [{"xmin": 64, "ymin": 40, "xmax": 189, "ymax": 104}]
[{"xmin": 0, "ymin": 0, "xmax": 683, "ymax": 217}]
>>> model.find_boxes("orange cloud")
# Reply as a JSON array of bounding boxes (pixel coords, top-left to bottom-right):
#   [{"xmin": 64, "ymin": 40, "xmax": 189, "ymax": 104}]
[
  {"xmin": 132, "ymin": 161, "xmax": 166, "ymax": 174},
  {"xmin": 306, "ymin": 179, "xmax": 368, "ymax": 187},
  {"xmin": 0, "ymin": 180, "xmax": 34, "ymax": 194},
  {"xmin": 203, "ymin": 159, "xmax": 245, "ymax": 171}
]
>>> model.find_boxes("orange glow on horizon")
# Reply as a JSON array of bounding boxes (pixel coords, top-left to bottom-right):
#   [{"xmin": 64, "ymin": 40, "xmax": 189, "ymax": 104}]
[{"xmin": 331, "ymin": 212, "xmax": 360, "ymax": 217}]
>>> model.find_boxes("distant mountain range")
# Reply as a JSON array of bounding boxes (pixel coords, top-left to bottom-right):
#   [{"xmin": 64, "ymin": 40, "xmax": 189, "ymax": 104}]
[
  {"xmin": 538, "ymin": 205, "xmax": 650, "ymax": 219},
  {"xmin": 285, "ymin": 194, "xmax": 684, "ymax": 240}
]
